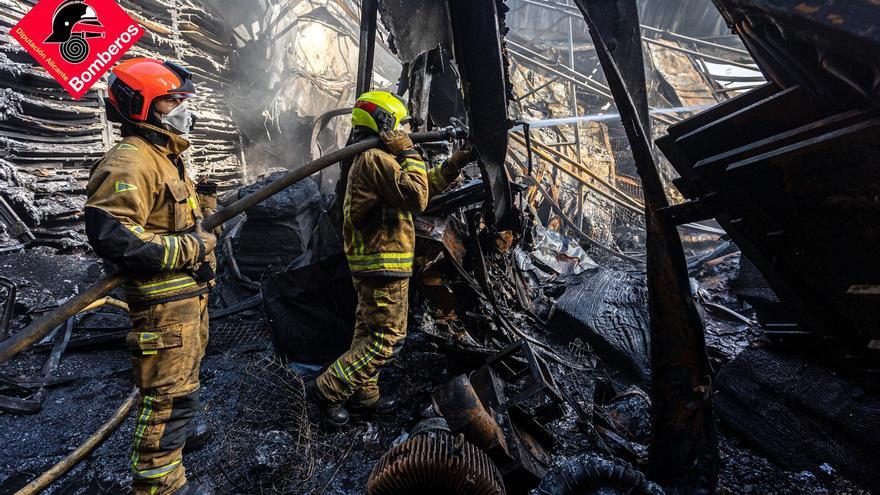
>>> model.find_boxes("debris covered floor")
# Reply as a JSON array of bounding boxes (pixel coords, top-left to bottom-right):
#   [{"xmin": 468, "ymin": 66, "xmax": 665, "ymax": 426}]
[
  {"xmin": 0, "ymin": 231, "xmax": 872, "ymax": 494},
  {"xmin": 2, "ymin": 0, "xmax": 880, "ymax": 494}
]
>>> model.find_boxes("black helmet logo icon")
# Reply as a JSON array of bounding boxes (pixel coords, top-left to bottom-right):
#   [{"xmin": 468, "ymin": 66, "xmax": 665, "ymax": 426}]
[{"xmin": 44, "ymin": 0, "xmax": 105, "ymax": 64}]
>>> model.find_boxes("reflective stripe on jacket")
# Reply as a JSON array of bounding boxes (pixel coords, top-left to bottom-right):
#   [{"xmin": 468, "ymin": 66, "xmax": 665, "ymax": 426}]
[
  {"xmin": 344, "ymin": 147, "xmax": 458, "ymax": 277},
  {"xmin": 85, "ymin": 125, "xmax": 215, "ymax": 304}
]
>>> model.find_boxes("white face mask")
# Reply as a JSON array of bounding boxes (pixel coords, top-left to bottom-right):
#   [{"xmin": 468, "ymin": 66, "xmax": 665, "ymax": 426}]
[{"xmin": 158, "ymin": 101, "xmax": 195, "ymax": 136}]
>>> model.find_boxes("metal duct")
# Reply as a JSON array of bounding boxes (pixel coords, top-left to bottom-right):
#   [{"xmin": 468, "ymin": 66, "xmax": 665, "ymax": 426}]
[{"xmin": 366, "ymin": 430, "xmax": 506, "ymax": 495}]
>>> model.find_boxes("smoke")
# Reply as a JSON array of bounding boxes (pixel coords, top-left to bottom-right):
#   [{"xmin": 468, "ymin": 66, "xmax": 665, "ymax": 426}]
[{"xmin": 202, "ymin": 0, "xmax": 401, "ymax": 185}]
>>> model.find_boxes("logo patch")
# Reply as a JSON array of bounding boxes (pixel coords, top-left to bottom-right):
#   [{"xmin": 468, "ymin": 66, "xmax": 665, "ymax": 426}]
[
  {"xmin": 115, "ymin": 181, "xmax": 138, "ymax": 193},
  {"xmin": 11, "ymin": 0, "xmax": 143, "ymax": 99}
]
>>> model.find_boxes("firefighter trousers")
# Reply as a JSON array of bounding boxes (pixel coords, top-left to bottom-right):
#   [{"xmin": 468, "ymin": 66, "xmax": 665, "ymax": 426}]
[
  {"xmin": 126, "ymin": 293, "xmax": 209, "ymax": 495},
  {"xmin": 317, "ymin": 276, "xmax": 409, "ymax": 406}
]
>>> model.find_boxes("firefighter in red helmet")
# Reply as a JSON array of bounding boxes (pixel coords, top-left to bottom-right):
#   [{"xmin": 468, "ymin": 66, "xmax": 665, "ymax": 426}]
[{"xmin": 85, "ymin": 57, "xmax": 216, "ymax": 495}]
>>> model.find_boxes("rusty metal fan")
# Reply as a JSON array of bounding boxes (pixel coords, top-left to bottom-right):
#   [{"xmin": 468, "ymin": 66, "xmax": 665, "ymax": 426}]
[{"xmin": 366, "ymin": 430, "xmax": 506, "ymax": 495}]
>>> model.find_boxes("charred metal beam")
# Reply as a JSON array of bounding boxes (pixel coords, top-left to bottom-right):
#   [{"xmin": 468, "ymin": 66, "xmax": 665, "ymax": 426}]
[
  {"xmin": 642, "ymin": 37, "xmax": 758, "ymax": 70},
  {"xmin": 518, "ymin": 0, "xmax": 752, "ymax": 65},
  {"xmin": 505, "ymin": 159, "xmax": 644, "ymax": 264},
  {"xmin": 640, "ymin": 24, "xmax": 749, "ymax": 56},
  {"xmin": 571, "ymin": 0, "xmax": 719, "ymax": 491},
  {"xmin": 574, "ymin": 1, "xmax": 650, "ymax": 140},
  {"xmin": 516, "ymin": 75, "xmax": 562, "ymax": 101},
  {"xmin": 446, "ymin": 0, "xmax": 515, "ymax": 228},
  {"xmin": 711, "ymin": 0, "xmax": 880, "ymax": 108},
  {"xmin": 507, "ymin": 40, "xmax": 613, "ymax": 98},
  {"xmin": 0, "ymin": 277, "xmax": 15, "ymax": 339},
  {"xmin": 355, "ymin": 0, "xmax": 379, "ymax": 96}
]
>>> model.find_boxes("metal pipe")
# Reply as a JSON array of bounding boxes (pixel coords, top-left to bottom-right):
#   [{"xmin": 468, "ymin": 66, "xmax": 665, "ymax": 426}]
[
  {"xmin": 710, "ymin": 74, "xmax": 766, "ymax": 82},
  {"xmin": 518, "ymin": 0, "xmax": 751, "ymax": 56},
  {"xmin": 0, "ymin": 128, "xmax": 465, "ymax": 365},
  {"xmin": 713, "ymin": 86, "xmax": 763, "ymax": 94},
  {"xmin": 509, "ymin": 132, "xmax": 644, "ymax": 210},
  {"xmin": 508, "ymin": 138, "xmax": 641, "ymax": 214},
  {"xmin": 566, "ymin": 1, "xmax": 584, "ymax": 231},
  {"xmin": 15, "ymin": 387, "xmax": 138, "ymax": 495},
  {"xmin": 510, "ymin": 39, "xmax": 689, "ymax": 132},
  {"xmin": 516, "ymin": 75, "xmax": 561, "ymax": 100},
  {"xmin": 309, "ymin": 107, "xmax": 354, "ymax": 161},
  {"xmin": 640, "ymin": 24, "xmax": 750, "ymax": 56},
  {"xmin": 642, "ymin": 37, "xmax": 759, "ymax": 71},
  {"xmin": 508, "ymin": 40, "xmax": 613, "ymax": 98}
]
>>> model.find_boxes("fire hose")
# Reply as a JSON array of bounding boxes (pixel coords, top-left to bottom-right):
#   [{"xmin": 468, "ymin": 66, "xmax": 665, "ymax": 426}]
[{"xmin": 0, "ymin": 127, "xmax": 465, "ymax": 365}]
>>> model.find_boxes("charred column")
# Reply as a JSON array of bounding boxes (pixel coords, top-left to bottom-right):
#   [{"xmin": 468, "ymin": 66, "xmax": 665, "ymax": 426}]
[
  {"xmin": 572, "ymin": 0, "xmax": 719, "ymax": 492},
  {"xmin": 447, "ymin": 0, "xmax": 515, "ymax": 228},
  {"xmin": 355, "ymin": 0, "xmax": 379, "ymax": 96}
]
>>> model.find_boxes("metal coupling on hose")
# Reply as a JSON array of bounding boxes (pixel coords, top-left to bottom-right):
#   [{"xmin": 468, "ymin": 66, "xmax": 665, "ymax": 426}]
[{"xmin": 444, "ymin": 125, "xmax": 468, "ymax": 140}]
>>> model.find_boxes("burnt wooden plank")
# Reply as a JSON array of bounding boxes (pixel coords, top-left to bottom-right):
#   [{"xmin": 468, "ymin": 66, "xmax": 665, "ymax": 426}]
[
  {"xmin": 692, "ymin": 110, "xmax": 867, "ymax": 178},
  {"xmin": 660, "ymin": 82, "xmax": 780, "ymax": 139},
  {"xmin": 674, "ymin": 86, "xmax": 825, "ymax": 171},
  {"xmin": 715, "ymin": 347, "xmax": 880, "ymax": 492}
]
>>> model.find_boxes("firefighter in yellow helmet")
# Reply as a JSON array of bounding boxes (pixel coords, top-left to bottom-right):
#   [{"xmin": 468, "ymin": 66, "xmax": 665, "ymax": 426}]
[
  {"xmin": 313, "ymin": 91, "xmax": 473, "ymax": 425},
  {"xmin": 85, "ymin": 58, "xmax": 216, "ymax": 495}
]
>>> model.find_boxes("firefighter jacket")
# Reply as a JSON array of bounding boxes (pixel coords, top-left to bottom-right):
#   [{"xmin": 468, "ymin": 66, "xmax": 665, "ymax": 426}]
[
  {"xmin": 344, "ymin": 147, "xmax": 459, "ymax": 277},
  {"xmin": 85, "ymin": 124, "xmax": 216, "ymax": 307}
]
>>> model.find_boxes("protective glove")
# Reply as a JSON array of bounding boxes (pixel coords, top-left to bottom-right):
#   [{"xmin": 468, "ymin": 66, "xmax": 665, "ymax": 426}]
[
  {"xmin": 189, "ymin": 217, "xmax": 217, "ymax": 264},
  {"xmin": 448, "ymin": 144, "xmax": 476, "ymax": 173},
  {"xmin": 195, "ymin": 180, "xmax": 222, "ymax": 235},
  {"xmin": 381, "ymin": 129, "xmax": 419, "ymax": 161},
  {"xmin": 195, "ymin": 180, "xmax": 218, "ymax": 212},
  {"xmin": 192, "ymin": 260, "xmax": 216, "ymax": 283}
]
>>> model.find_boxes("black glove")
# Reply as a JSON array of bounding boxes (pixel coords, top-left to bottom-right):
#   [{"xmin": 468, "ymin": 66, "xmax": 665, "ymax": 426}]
[
  {"xmin": 192, "ymin": 261, "xmax": 216, "ymax": 283},
  {"xmin": 448, "ymin": 144, "xmax": 476, "ymax": 173}
]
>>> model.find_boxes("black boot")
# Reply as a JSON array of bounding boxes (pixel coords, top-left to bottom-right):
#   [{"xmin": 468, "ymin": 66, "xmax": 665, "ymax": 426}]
[
  {"xmin": 321, "ymin": 400, "xmax": 350, "ymax": 426},
  {"xmin": 175, "ymin": 482, "xmax": 216, "ymax": 495},
  {"xmin": 348, "ymin": 396, "xmax": 397, "ymax": 417},
  {"xmin": 307, "ymin": 382, "xmax": 350, "ymax": 426},
  {"xmin": 183, "ymin": 418, "xmax": 212, "ymax": 453}
]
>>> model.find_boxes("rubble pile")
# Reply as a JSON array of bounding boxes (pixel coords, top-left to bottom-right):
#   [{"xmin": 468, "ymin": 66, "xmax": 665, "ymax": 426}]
[{"xmin": 0, "ymin": 174, "xmax": 873, "ymax": 494}]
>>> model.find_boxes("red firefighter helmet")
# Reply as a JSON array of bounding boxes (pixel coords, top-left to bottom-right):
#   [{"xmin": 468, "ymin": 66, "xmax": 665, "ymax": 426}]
[{"xmin": 107, "ymin": 58, "xmax": 195, "ymax": 122}]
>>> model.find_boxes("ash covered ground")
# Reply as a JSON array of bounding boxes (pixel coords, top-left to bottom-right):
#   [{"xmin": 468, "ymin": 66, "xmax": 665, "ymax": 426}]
[{"xmin": 0, "ymin": 244, "xmax": 872, "ymax": 495}]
